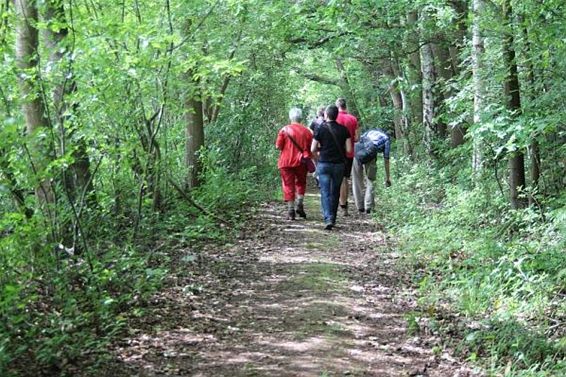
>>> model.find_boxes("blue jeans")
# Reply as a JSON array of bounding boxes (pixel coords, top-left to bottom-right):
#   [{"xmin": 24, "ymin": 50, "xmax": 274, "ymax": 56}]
[{"xmin": 317, "ymin": 162, "xmax": 345, "ymax": 224}]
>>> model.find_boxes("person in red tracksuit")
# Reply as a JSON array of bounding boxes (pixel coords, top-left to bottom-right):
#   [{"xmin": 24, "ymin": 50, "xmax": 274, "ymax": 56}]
[{"xmin": 275, "ymin": 108, "xmax": 313, "ymax": 220}]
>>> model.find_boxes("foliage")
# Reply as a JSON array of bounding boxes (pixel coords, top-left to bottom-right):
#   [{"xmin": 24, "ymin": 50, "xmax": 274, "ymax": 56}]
[
  {"xmin": 1, "ymin": 0, "xmax": 564, "ymax": 374},
  {"xmin": 376, "ymin": 154, "xmax": 565, "ymax": 375}
]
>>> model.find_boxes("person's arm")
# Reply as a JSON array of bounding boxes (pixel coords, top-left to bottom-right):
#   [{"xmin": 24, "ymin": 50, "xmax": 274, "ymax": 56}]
[
  {"xmin": 311, "ymin": 139, "xmax": 320, "ymax": 160},
  {"xmin": 306, "ymin": 134, "xmax": 314, "ymax": 158},
  {"xmin": 384, "ymin": 158, "xmax": 391, "ymax": 187},
  {"xmin": 275, "ymin": 130, "xmax": 285, "ymax": 150},
  {"xmin": 383, "ymin": 139, "xmax": 391, "ymax": 186},
  {"xmin": 354, "ymin": 119, "xmax": 360, "ymax": 142},
  {"xmin": 345, "ymin": 137, "xmax": 352, "ymax": 155}
]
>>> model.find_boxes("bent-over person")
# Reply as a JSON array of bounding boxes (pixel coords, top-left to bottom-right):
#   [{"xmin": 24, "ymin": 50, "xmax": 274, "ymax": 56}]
[{"xmin": 352, "ymin": 128, "xmax": 391, "ymax": 214}]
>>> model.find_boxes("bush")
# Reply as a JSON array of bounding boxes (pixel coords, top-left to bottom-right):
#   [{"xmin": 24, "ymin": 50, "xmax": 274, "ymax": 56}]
[{"xmin": 376, "ymin": 157, "xmax": 566, "ymax": 376}]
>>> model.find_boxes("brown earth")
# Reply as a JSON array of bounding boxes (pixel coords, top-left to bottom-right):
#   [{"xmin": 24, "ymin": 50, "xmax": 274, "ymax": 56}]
[{"xmin": 90, "ymin": 185, "xmax": 482, "ymax": 377}]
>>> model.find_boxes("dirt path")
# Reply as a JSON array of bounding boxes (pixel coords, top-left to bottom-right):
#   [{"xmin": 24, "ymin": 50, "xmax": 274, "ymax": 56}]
[{"xmin": 98, "ymin": 186, "xmax": 480, "ymax": 376}]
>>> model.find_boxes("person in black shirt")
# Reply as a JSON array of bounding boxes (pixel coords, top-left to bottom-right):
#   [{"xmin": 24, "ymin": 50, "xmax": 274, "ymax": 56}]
[{"xmin": 311, "ymin": 105, "xmax": 352, "ymax": 230}]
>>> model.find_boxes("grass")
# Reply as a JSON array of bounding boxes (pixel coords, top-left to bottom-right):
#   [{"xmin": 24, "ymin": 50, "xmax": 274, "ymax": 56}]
[{"xmin": 284, "ymin": 263, "xmax": 346, "ymax": 292}]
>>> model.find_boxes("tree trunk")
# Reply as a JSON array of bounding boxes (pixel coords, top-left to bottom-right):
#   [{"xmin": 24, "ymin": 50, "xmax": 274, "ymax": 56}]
[
  {"xmin": 389, "ymin": 59, "xmax": 412, "ymax": 156},
  {"xmin": 520, "ymin": 19, "xmax": 541, "ymax": 205},
  {"xmin": 406, "ymin": 11, "xmax": 423, "ymax": 127},
  {"xmin": 503, "ymin": 0, "xmax": 527, "ymax": 209},
  {"xmin": 15, "ymin": 0, "xmax": 54, "ymax": 205},
  {"xmin": 44, "ymin": 0, "xmax": 95, "ymax": 204},
  {"xmin": 389, "ymin": 78, "xmax": 404, "ymax": 140},
  {"xmin": 420, "ymin": 38, "xmax": 436, "ymax": 157},
  {"xmin": 530, "ymin": 140, "xmax": 540, "ymax": 190},
  {"xmin": 449, "ymin": 0, "xmax": 468, "ymax": 72},
  {"xmin": 471, "ymin": 0, "xmax": 485, "ymax": 173},
  {"xmin": 185, "ymin": 73, "xmax": 205, "ymax": 189},
  {"xmin": 432, "ymin": 42, "xmax": 452, "ymax": 140},
  {"xmin": 433, "ymin": 40, "xmax": 465, "ymax": 147}
]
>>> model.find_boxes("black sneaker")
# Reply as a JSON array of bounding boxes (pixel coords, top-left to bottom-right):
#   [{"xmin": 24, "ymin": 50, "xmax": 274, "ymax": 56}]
[
  {"xmin": 365, "ymin": 209, "xmax": 371, "ymax": 214},
  {"xmin": 296, "ymin": 204, "xmax": 306, "ymax": 218},
  {"xmin": 324, "ymin": 223, "xmax": 334, "ymax": 230},
  {"xmin": 287, "ymin": 209, "xmax": 296, "ymax": 220},
  {"xmin": 340, "ymin": 204, "xmax": 349, "ymax": 217},
  {"xmin": 358, "ymin": 208, "xmax": 365, "ymax": 213}
]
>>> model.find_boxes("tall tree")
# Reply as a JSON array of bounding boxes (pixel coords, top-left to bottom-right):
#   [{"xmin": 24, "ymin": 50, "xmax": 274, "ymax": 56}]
[
  {"xmin": 385, "ymin": 58, "xmax": 412, "ymax": 156},
  {"xmin": 15, "ymin": 0, "xmax": 54, "ymax": 205},
  {"xmin": 471, "ymin": 0, "xmax": 485, "ymax": 173},
  {"xmin": 185, "ymin": 71, "xmax": 205, "ymax": 190},
  {"xmin": 503, "ymin": 0, "xmax": 527, "ymax": 209},
  {"xmin": 447, "ymin": 0, "xmax": 467, "ymax": 148},
  {"xmin": 420, "ymin": 27, "xmax": 437, "ymax": 156},
  {"xmin": 405, "ymin": 11, "xmax": 423, "ymax": 128},
  {"xmin": 519, "ymin": 17, "xmax": 541, "ymax": 205}
]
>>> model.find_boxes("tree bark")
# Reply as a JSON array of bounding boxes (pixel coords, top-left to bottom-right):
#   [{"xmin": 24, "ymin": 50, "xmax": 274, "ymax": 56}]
[
  {"xmin": 389, "ymin": 74, "xmax": 404, "ymax": 140},
  {"xmin": 432, "ymin": 42, "xmax": 451, "ymax": 139},
  {"xmin": 450, "ymin": 1, "xmax": 467, "ymax": 148},
  {"xmin": 471, "ymin": 0, "xmax": 485, "ymax": 173},
  {"xmin": 389, "ymin": 59, "xmax": 412, "ymax": 156},
  {"xmin": 520, "ymin": 19, "xmax": 541, "ymax": 204},
  {"xmin": 433, "ymin": 41, "xmax": 465, "ymax": 147},
  {"xmin": 449, "ymin": 0, "xmax": 468, "ymax": 72},
  {"xmin": 15, "ymin": 0, "xmax": 54, "ymax": 205},
  {"xmin": 420, "ymin": 38, "xmax": 436, "ymax": 157},
  {"xmin": 406, "ymin": 11, "xmax": 423, "ymax": 127},
  {"xmin": 185, "ymin": 72, "xmax": 205, "ymax": 190},
  {"xmin": 503, "ymin": 0, "xmax": 527, "ymax": 209}
]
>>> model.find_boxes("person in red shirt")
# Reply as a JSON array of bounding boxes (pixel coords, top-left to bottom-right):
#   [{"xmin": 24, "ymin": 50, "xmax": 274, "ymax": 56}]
[
  {"xmin": 275, "ymin": 108, "xmax": 314, "ymax": 220},
  {"xmin": 335, "ymin": 98, "xmax": 359, "ymax": 216}
]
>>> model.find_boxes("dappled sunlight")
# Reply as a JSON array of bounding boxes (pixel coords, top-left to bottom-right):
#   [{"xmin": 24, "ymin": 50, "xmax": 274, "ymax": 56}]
[
  {"xmin": 104, "ymin": 194, "xmax": 480, "ymax": 376},
  {"xmin": 259, "ymin": 336, "xmax": 330, "ymax": 353},
  {"xmin": 259, "ymin": 254, "xmax": 352, "ymax": 266}
]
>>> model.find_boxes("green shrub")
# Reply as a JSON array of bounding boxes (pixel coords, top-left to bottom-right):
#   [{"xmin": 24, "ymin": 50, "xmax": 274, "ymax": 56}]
[{"xmin": 377, "ymin": 157, "xmax": 566, "ymax": 375}]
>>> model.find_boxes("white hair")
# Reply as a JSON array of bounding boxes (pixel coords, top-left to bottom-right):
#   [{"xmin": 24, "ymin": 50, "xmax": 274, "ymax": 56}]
[{"xmin": 289, "ymin": 107, "xmax": 302, "ymax": 123}]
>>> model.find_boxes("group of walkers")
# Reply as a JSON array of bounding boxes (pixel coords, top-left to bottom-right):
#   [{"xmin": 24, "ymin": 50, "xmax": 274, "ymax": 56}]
[{"xmin": 275, "ymin": 98, "xmax": 391, "ymax": 230}]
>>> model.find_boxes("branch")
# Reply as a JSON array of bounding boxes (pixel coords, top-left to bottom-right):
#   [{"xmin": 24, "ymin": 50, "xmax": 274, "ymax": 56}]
[
  {"xmin": 167, "ymin": 176, "xmax": 232, "ymax": 227},
  {"xmin": 293, "ymin": 68, "xmax": 340, "ymax": 86},
  {"xmin": 287, "ymin": 31, "xmax": 351, "ymax": 49},
  {"xmin": 171, "ymin": 0, "xmax": 221, "ymax": 51},
  {"xmin": 210, "ymin": 27, "xmax": 245, "ymax": 123}
]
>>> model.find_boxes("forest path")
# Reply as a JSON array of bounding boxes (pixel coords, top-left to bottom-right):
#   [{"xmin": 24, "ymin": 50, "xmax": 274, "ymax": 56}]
[{"xmin": 101, "ymin": 182, "xmax": 479, "ymax": 377}]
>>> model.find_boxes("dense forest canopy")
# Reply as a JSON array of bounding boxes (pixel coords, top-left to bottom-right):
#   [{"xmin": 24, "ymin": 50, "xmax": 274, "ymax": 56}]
[{"xmin": 0, "ymin": 0, "xmax": 564, "ymax": 375}]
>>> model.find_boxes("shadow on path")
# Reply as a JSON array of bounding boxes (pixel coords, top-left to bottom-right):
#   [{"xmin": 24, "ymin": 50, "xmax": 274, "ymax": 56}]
[{"xmin": 94, "ymin": 185, "xmax": 480, "ymax": 377}]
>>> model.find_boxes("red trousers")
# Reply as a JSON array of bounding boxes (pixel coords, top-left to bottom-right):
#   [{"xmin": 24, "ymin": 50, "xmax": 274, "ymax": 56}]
[{"xmin": 280, "ymin": 165, "xmax": 307, "ymax": 201}]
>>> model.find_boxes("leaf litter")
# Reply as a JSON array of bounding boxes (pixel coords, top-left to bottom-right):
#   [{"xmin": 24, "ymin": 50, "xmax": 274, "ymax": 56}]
[{"xmin": 81, "ymin": 186, "xmax": 483, "ymax": 377}]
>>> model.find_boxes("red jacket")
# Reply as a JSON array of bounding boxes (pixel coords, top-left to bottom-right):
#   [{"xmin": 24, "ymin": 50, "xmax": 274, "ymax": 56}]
[
  {"xmin": 275, "ymin": 123, "xmax": 313, "ymax": 169},
  {"xmin": 336, "ymin": 110, "xmax": 358, "ymax": 158}
]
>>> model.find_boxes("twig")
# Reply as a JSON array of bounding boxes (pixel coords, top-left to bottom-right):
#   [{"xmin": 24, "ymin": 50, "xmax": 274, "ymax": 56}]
[
  {"xmin": 167, "ymin": 176, "xmax": 232, "ymax": 227},
  {"xmin": 171, "ymin": 0, "xmax": 221, "ymax": 51}
]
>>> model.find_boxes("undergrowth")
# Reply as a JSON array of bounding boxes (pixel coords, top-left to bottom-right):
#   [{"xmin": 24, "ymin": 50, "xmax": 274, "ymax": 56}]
[
  {"xmin": 376, "ymin": 154, "xmax": 566, "ymax": 376},
  {"xmin": 0, "ymin": 153, "xmax": 268, "ymax": 376}
]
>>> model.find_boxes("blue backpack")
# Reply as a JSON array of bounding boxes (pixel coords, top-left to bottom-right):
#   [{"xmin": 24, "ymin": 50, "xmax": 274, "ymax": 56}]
[{"xmin": 354, "ymin": 129, "xmax": 388, "ymax": 164}]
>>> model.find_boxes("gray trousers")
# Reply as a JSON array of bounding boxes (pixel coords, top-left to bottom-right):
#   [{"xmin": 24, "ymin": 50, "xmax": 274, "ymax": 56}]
[{"xmin": 352, "ymin": 157, "xmax": 377, "ymax": 211}]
